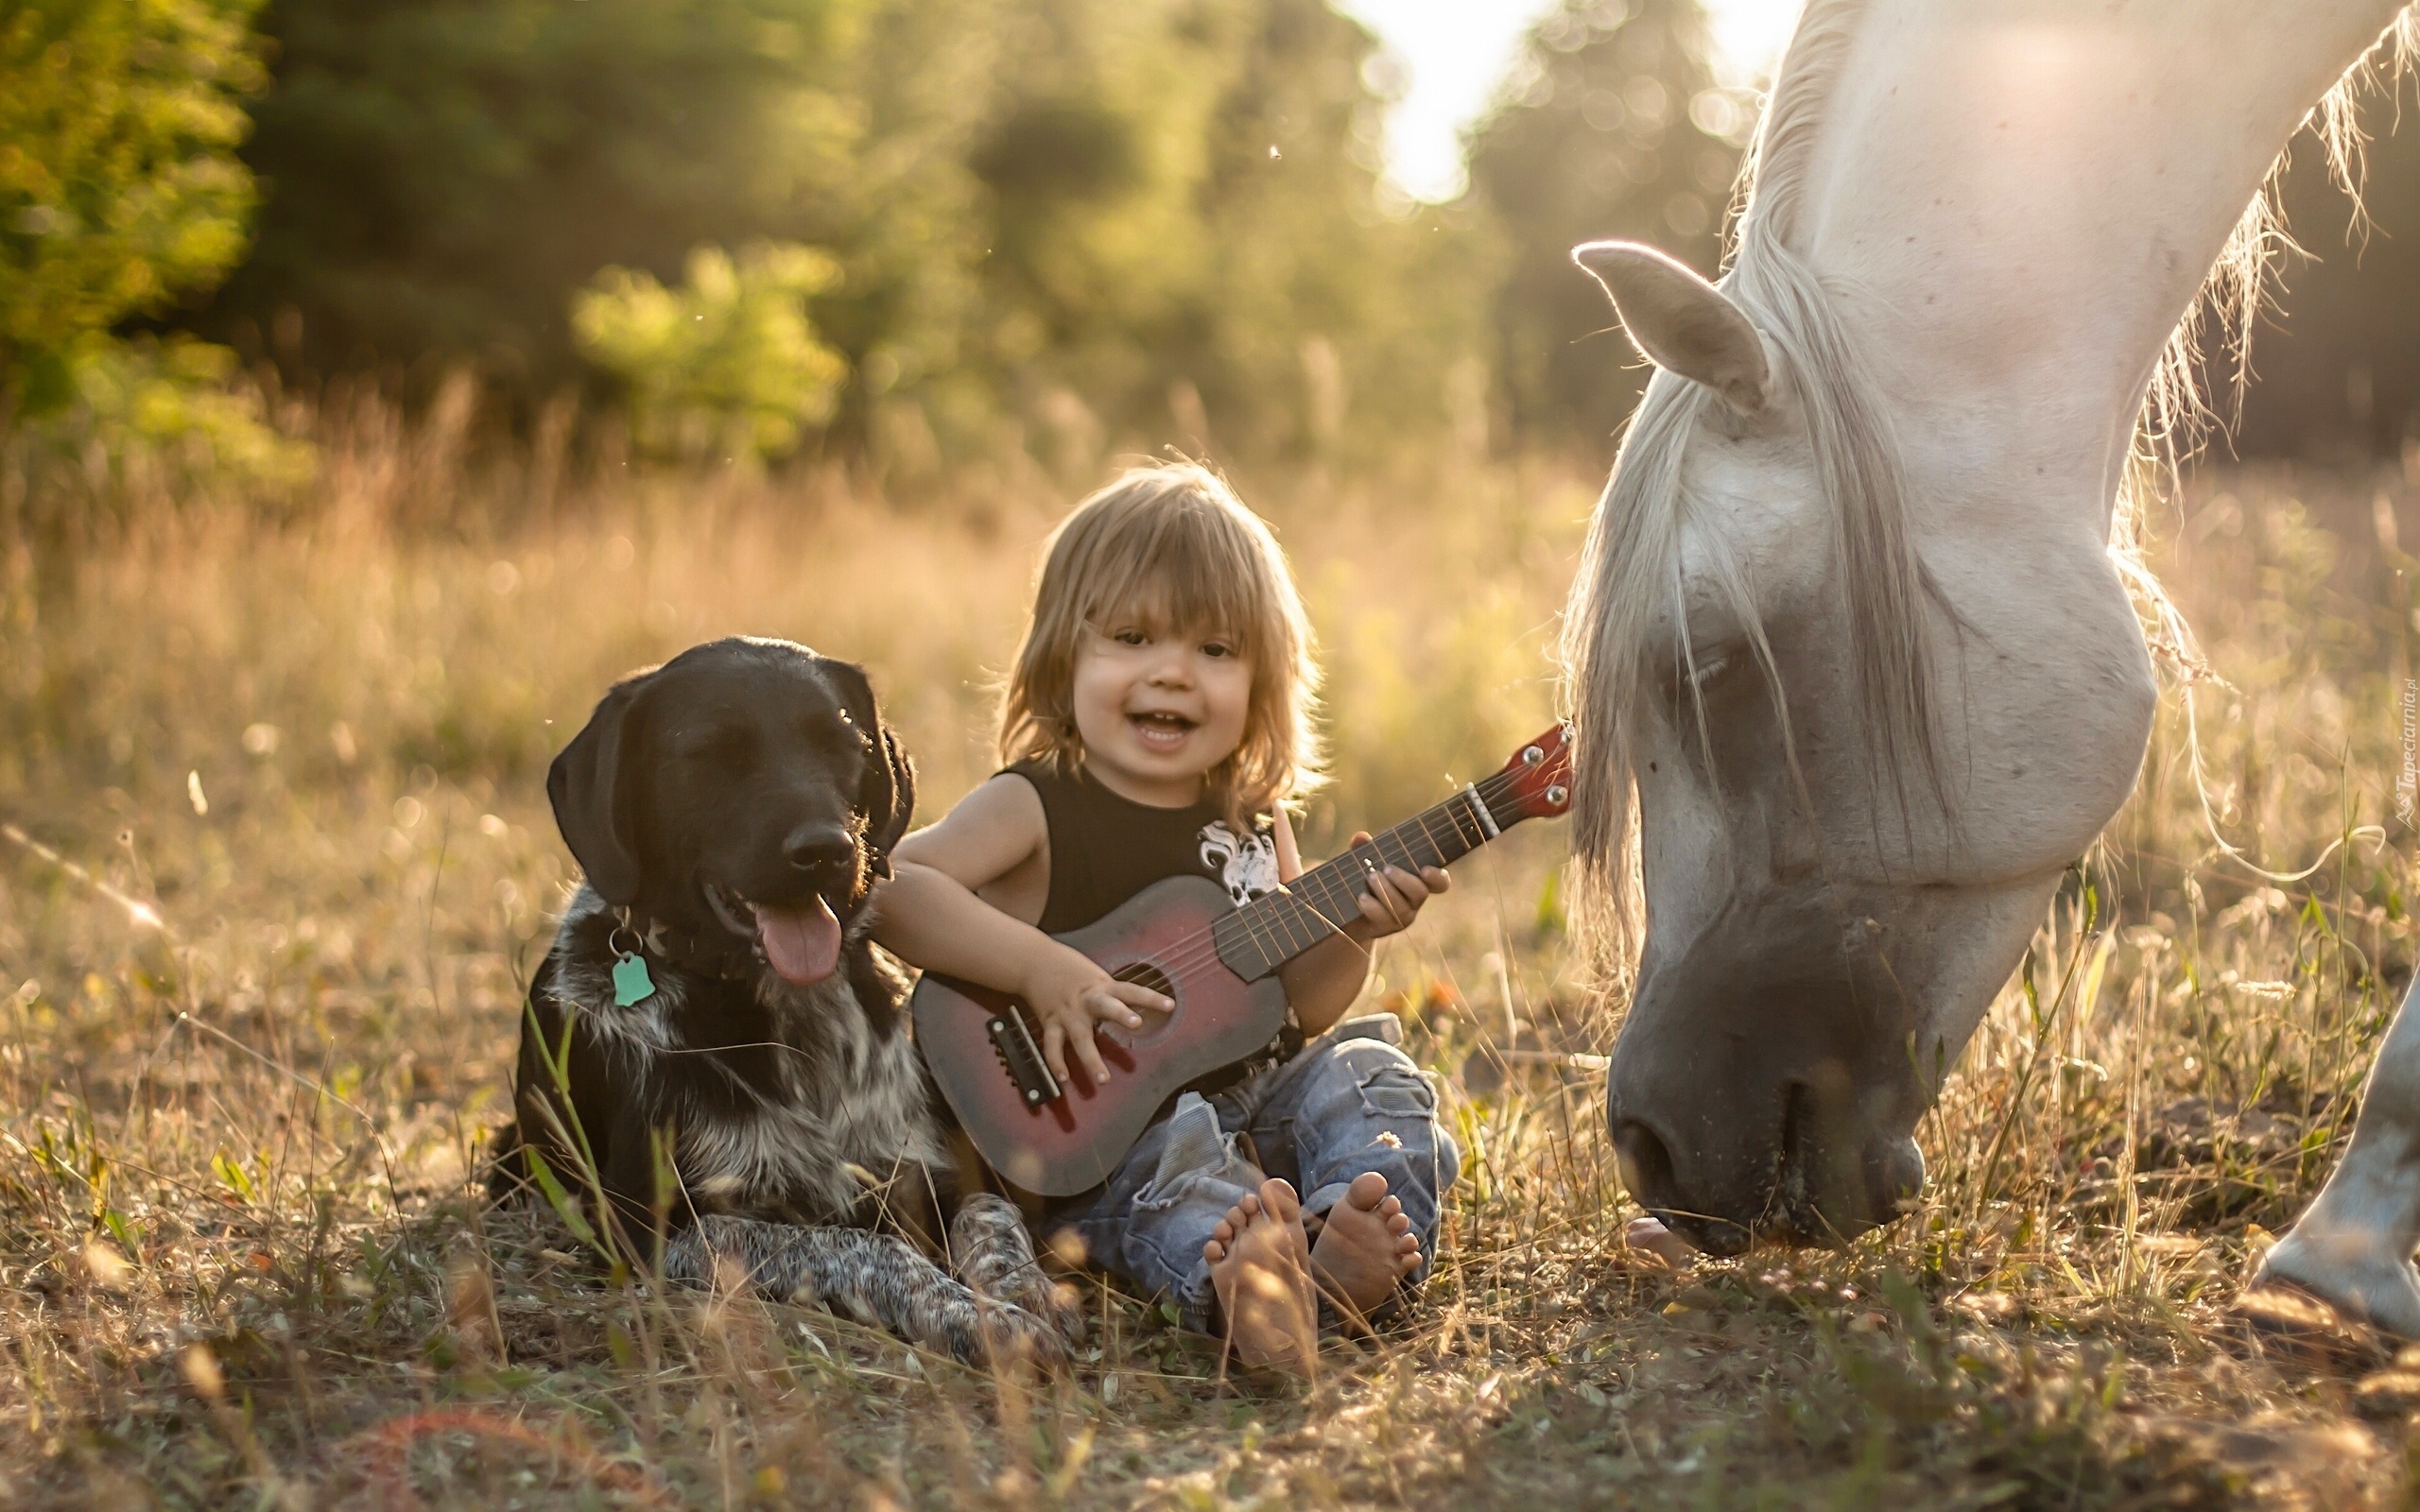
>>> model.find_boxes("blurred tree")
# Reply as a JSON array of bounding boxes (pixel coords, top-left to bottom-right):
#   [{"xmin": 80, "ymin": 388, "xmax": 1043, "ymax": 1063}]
[
  {"xmin": 0, "ymin": 0, "xmax": 265, "ymax": 420},
  {"xmin": 1181, "ymin": 0, "xmax": 1492, "ymax": 466},
  {"xmin": 968, "ymin": 0, "xmax": 1488, "ymax": 464},
  {"xmin": 190, "ymin": 0, "xmax": 1487, "ymax": 468},
  {"xmin": 1464, "ymin": 0, "xmax": 1746, "ymax": 454},
  {"xmin": 201, "ymin": 0, "xmax": 892, "ymax": 404},
  {"xmin": 573, "ymin": 242, "xmax": 846, "ymax": 465}
]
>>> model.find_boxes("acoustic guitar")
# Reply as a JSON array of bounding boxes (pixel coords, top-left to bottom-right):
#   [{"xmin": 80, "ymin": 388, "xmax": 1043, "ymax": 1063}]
[{"xmin": 913, "ymin": 726, "xmax": 1575, "ymax": 1195}]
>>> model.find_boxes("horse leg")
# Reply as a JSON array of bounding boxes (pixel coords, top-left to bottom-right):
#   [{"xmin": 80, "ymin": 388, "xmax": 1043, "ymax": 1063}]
[{"xmin": 2255, "ymin": 974, "xmax": 2420, "ymax": 1336}]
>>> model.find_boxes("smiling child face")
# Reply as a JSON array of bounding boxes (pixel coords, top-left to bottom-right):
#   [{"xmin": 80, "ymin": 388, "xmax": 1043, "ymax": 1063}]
[{"xmin": 1068, "ymin": 611, "xmax": 1253, "ymax": 807}]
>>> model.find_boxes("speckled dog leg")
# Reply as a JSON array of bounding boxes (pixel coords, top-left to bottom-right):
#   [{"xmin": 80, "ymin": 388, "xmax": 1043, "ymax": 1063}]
[
  {"xmin": 666, "ymin": 1214, "xmax": 1065, "ymax": 1368},
  {"xmin": 950, "ymin": 1193, "xmax": 1085, "ymax": 1347}
]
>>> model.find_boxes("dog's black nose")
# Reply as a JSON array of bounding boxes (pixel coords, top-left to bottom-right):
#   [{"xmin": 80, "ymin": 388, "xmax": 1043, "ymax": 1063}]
[{"xmin": 784, "ymin": 823, "xmax": 856, "ymax": 875}]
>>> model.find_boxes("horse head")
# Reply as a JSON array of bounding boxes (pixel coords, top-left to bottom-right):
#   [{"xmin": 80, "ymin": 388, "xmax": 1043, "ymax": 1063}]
[{"xmin": 1566, "ymin": 232, "xmax": 2156, "ymax": 1254}]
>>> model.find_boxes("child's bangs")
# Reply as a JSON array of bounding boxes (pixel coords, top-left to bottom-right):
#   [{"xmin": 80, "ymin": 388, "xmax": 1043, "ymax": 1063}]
[{"xmin": 1082, "ymin": 507, "xmax": 1268, "ymax": 650}]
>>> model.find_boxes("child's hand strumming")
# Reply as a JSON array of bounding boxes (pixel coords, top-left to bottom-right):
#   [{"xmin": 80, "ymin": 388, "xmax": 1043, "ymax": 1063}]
[{"xmin": 1019, "ymin": 942, "xmax": 1172, "ymax": 1089}]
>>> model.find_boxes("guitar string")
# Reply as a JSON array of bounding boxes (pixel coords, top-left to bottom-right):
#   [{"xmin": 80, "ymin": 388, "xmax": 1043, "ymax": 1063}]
[
  {"xmin": 1239, "ymin": 787, "xmax": 1492, "ymax": 963},
  {"xmin": 1201, "ymin": 784, "xmax": 1488, "ymax": 977},
  {"xmin": 1140, "ymin": 759, "xmax": 1546, "ymax": 982},
  {"xmin": 1117, "ymin": 788, "xmax": 1491, "ymax": 987},
  {"xmin": 1201, "ymin": 779, "xmax": 1510, "ymax": 979},
  {"xmin": 1292, "ymin": 802, "xmax": 1460, "ymax": 937},
  {"xmin": 1098, "ymin": 762, "xmax": 1550, "ymax": 988}
]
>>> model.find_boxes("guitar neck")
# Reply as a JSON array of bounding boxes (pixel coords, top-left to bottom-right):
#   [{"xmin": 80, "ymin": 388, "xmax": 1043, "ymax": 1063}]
[{"xmin": 1210, "ymin": 782, "xmax": 1512, "ymax": 982}]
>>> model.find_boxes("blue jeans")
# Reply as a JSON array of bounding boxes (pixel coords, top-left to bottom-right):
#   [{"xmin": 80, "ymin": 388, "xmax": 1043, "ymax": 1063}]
[{"xmin": 1049, "ymin": 1014, "xmax": 1461, "ymax": 1333}]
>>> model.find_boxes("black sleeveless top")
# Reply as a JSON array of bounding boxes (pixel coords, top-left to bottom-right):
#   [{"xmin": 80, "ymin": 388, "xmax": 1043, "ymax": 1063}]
[{"xmin": 1003, "ymin": 757, "xmax": 1304, "ymax": 1091}]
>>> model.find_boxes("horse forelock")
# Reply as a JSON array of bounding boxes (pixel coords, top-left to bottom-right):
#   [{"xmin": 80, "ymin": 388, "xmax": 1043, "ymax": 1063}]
[{"xmin": 1562, "ymin": 0, "xmax": 1952, "ymax": 978}]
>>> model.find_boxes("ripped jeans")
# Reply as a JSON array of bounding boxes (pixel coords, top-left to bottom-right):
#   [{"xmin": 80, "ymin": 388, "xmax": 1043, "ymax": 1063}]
[{"xmin": 1046, "ymin": 1014, "xmax": 1460, "ymax": 1333}]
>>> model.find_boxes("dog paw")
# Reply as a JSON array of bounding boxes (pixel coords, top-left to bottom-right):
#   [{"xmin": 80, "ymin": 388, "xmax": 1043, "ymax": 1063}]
[
  {"xmin": 935, "ymin": 1300, "xmax": 1067, "ymax": 1373},
  {"xmin": 991, "ymin": 1265, "xmax": 1086, "ymax": 1349},
  {"xmin": 1046, "ymin": 1280, "xmax": 1089, "ymax": 1349}
]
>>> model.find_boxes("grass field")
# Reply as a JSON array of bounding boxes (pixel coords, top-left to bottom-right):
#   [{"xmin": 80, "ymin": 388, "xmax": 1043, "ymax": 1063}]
[{"xmin": 5, "ymin": 427, "xmax": 2420, "ymax": 1507}]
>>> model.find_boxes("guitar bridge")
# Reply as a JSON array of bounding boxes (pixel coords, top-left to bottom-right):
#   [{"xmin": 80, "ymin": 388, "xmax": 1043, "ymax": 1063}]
[{"xmin": 988, "ymin": 1009, "xmax": 1061, "ymax": 1108}]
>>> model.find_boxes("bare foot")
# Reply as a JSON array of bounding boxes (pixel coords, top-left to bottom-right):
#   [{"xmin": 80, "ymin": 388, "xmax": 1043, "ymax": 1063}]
[
  {"xmin": 1202, "ymin": 1178, "xmax": 1317, "ymax": 1378},
  {"xmin": 1308, "ymin": 1172, "xmax": 1421, "ymax": 1324}
]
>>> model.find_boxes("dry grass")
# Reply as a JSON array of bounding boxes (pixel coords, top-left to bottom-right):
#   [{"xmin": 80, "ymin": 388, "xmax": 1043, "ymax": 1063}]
[{"xmin": 5, "ymin": 424, "xmax": 2420, "ymax": 1508}]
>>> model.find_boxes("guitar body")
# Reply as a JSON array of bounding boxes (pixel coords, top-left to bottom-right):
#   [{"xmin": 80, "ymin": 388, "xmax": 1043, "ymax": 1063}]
[{"xmin": 912, "ymin": 875, "xmax": 1289, "ymax": 1196}]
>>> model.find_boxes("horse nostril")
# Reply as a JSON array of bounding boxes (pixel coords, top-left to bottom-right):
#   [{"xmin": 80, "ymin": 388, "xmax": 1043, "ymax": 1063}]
[
  {"xmin": 784, "ymin": 824, "xmax": 855, "ymax": 874},
  {"xmin": 1876, "ymin": 1138, "xmax": 1926, "ymax": 1216},
  {"xmin": 1611, "ymin": 1119, "xmax": 1676, "ymax": 1209}
]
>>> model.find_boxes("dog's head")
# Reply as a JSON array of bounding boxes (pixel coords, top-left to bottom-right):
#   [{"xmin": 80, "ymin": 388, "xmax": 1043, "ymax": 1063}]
[{"xmin": 547, "ymin": 637, "xmax": 916, "ymax": 987}]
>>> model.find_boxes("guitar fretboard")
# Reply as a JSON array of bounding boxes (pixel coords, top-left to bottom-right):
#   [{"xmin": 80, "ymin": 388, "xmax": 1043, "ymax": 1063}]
[{"xmin": 1209, "ymin": 783, "xmax": 1506, "ymax": 982}]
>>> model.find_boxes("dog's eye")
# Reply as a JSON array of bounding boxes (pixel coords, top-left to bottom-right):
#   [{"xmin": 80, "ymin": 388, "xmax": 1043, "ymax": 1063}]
[{"xmin": 799, "ymin": 714, "xmax": 870, "ymax": 755}]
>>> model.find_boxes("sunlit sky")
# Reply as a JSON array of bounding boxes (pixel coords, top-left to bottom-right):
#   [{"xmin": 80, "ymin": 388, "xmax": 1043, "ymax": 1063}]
[{"xmin": 1339, "ymin": 0, "xmax": 1806, "ymax": 202}]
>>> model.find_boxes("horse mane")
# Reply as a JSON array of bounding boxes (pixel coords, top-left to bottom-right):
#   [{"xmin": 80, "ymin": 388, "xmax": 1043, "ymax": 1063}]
[
  {"xmin": 2131, "ymin": 9, "xmax": 2420, "ymax": 546},
  {"xmin": 1561, "ymin": 0, "xmax": 1945, "ymax": 971},
  {"xmin": 1562, "ymin": 0, "xmax": 2420, "ymax": 977}
]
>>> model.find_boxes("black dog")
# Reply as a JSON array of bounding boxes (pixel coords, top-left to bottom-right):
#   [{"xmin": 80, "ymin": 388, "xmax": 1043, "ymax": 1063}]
[{"xmin": 492, "ymin": 638, "xmax": 1067, "ymax": 1366}]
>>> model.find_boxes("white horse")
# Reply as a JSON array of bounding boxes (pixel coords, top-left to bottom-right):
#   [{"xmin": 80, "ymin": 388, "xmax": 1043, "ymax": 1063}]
[{"xmin": 1564, "ymin": 0, "xmax": 2420, "ymax": 1330}]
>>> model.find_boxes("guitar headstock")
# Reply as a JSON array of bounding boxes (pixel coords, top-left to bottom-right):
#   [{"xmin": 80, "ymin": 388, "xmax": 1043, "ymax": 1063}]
[{"xmin": 1491, "ymin": 725, "xmax": 1574, "ymax": 821}]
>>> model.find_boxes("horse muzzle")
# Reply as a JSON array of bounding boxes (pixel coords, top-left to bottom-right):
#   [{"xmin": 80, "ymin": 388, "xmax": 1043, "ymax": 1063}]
[{"xmin": 1608, "ymin": 1075, "xmax": 1926, "ymax": 1255}]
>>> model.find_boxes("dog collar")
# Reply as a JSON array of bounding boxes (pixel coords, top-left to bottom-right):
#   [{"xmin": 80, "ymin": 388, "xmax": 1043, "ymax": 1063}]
[
  {"xmin": 611, "ymin": 899, "xmax": 881, "ymax": 986},
  {"xmin": 606, "ymin": 922, "xmax": 658, "ymax": 1006},
  {"xmin": 609, "ymin": 903, "xmax": 758, "ymax": 984}
]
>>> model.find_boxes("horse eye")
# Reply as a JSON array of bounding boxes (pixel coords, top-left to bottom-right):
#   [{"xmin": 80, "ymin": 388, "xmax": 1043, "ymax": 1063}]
[{"xmin": 1687, "ymin": 655, "xmax": 1734, "ymax": 690}]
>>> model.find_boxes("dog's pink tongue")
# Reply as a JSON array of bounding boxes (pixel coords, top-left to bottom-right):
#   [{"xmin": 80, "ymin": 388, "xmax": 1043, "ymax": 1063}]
[{"xmin": 754, "ymin": 896, "xmax": 841, "ymax": 985}]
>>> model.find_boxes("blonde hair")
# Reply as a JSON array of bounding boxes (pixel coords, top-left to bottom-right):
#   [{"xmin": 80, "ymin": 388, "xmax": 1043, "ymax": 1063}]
[{"xmin": 999, "ymin": 462, "xmax": 1323, "ymax": 824}]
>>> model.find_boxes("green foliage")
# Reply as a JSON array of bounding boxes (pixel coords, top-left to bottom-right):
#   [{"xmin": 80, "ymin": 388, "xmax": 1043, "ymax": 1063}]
[
  {"xmin": 198, "ymin": 0, "xmax": 1489, "ymax": 466},
  {"xmin": 961, "ymin": 0, "xmax": 1491, "ymax": 464},
  {"xmin": 0, "ymin": 0, "xmax": 265, "ymax": 416},
  {"xmin": 211, "ymin": 0, "xmax": 876, "ymax": 399},
  {"xmin": 17, "ymin": 331, "xmax": 311, "ymax": 493},
  {"xmin": 1466, "ymin": 0, "xmax": 1749, "ymax": 450},
  {"xmin": 573, "ymin": 242, "xmax": 847, "ymax": 465}
]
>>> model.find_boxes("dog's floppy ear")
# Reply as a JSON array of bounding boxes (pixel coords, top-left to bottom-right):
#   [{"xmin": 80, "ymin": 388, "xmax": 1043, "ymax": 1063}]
[
  {"xmin": 867, "ymin": 727, "xmax": 916, "ymax": 877},
  {"xmin": 822, "ymin": 657, "xmax": 917, "ymax": 878},
  {"xmin": 548, "ymin": 675, "xmax": 649, "ymax": 905}
]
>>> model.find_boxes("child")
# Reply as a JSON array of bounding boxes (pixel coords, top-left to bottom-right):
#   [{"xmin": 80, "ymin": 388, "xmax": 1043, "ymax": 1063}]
[{"xmin": 873, "ymin": 462, "xmax": 1461, "ymax": 1376}]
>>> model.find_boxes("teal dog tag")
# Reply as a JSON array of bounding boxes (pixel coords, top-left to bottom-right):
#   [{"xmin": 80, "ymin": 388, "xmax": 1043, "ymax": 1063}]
[{"xmin": 612, "ymin": 952, "xmax": 657, "ymax": 1007}]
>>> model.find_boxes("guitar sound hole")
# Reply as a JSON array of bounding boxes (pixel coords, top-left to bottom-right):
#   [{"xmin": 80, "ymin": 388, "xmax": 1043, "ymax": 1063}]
[{"xmin": 1109, "ymin": 961, "xmax": 1177, "ymax": 1045}]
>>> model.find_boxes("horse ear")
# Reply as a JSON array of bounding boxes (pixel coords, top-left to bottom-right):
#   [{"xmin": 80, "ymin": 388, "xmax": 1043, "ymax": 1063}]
[
  {"xmin": 549, "ymin": 676, "xmax": 649, "ymax": 906},
  {"xmin": 1572, "ymin": 241, "xmax": 1771, "ymax": 414}
]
